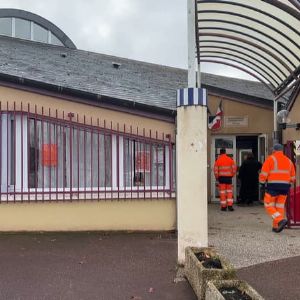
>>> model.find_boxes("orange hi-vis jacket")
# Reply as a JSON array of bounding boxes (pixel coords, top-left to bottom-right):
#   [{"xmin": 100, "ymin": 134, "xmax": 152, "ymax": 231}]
[
  {"xmin": 259, "ymin": 151, "xmax": 296, "ymax": 189},
  {"xmin": 214, "ymin": 154, "xmax": 237, "ymax": 179}
]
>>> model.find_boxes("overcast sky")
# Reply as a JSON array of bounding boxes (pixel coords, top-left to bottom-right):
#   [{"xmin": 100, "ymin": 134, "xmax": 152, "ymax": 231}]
[{"xmin": 0, "ymin": 0, "xmax": 254, "ymax": 80}]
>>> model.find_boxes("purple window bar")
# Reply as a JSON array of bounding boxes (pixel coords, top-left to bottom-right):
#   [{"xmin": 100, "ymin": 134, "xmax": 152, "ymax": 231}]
[{"xmin": 0, "ymin": 103, "xmax": 176, "ymax": 202}]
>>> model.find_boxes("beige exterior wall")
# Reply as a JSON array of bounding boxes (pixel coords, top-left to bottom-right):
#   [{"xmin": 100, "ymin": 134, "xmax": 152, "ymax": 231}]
[
  {"xmin": 208, "ymin": 95, "xmax": 273, "ymax": 135},
  {"xmin": 283, "ymin": 93, "xmax": 300, "ymax": 142},
  {"xmin": 207, "ymin": 94, "xmax": 274, "ymax": 198},
  {"xmin": 208, "ymin": 94, "xmax": 274, "ymax": 157},
  {"xmin": 0, "ymin": 85, "xmax": 175, "ymax": 141},
  {"xmin": 0, "ymin": 84, "xmax": 274, "ymax": 231},
  {"xmin": 0, "ymin": 199, "xmax": 176, "ymax": 231},
  {"xmin": 0, "ymin": 85, "xmax": 176, "ymax": 231}
]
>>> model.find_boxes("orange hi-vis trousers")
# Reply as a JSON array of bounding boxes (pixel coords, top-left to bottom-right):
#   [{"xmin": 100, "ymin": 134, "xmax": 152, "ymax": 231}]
[
  {"xmin": 264, "ymin": 192, "xmax": 286, "ymax": 229},
  {"xmin": 219, "ymin": 184, "xmax": 233, "ymax": 208}
]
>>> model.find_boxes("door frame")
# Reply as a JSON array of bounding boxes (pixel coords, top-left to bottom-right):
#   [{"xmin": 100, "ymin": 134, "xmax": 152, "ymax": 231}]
[
  {"xmin": 258, "ymin": 134, "xmax": 268, "ymax": 163},
  {"xmin": 258, "ymin": 134, "xmax": 268, "ymax": 202},
  {"xmin": 211, "ymin": 135, "xmax": 237, "ymax": 202}
]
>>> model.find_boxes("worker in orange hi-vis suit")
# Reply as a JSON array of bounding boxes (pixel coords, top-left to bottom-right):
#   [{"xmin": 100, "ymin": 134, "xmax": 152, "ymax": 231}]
[
  {"xmin": 259, "ymin": 143, "xmax": 296, "ymax": 233},
  {"xmin": 214, "ymin": 148, "xmax": 237, "ymax": 211}
]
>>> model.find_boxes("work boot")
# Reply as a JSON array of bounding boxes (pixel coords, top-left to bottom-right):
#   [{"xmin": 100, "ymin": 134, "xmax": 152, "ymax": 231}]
[
  {"xmin": 276, "ymin": 219, "xmax": 288, "ymax": 233},
  {"xmin": 221, "ymin": 207, "xmax": 227, "ymax": 211},
  {"xmin": 228, "ymin": 206, "xmax": 234, "ymax": 211}
]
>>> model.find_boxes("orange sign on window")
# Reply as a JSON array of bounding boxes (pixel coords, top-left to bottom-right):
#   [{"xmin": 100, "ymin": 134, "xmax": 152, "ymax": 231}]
[
  {"xmin": 42, "ymin": 144, "xmax": 58, "ymax": 166},
  {"xmin": 135, "ymin": 151, "xmax": 150, "ymax": 172}
]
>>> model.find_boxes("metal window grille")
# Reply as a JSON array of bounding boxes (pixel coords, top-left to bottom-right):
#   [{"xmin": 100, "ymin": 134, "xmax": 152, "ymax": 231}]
[{"xmin": 0, "ymin": 103, "xmax": 175, "ymax": 202}]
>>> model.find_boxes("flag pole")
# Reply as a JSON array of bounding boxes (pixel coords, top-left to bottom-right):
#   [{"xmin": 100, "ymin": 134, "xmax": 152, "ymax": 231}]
[{"xmin": 188, "ymin": 0, "xmax": 196, "ymax": 87}]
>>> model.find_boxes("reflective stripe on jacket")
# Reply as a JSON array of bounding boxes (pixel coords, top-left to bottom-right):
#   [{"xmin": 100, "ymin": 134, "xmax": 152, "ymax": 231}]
[
  {"xmin": 214, "ymin": 154, "xmax": 237, "ymax": 178},
  {"xmin": 259, "ymin": 151, "xmax": 296, "ymax": 186}
]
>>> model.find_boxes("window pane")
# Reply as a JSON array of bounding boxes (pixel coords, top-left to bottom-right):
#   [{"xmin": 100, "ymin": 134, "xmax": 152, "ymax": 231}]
[
  {"xmin": 10, "ymin": 119, "xmax": 15, "ymax": 185},
  {"xmin": 15, "ymin": 18, "xmax": 31, "ymax": 40},
  {"xmin": 33, "ymin": 23, "xmax": 48, "ymax": 43},
  {"xmin": 29, "ymin": 119, "xmax": 63, "ymax": 189},
  {"xmin": 123, "ymin": 140, "xmax": 166, "ymax": 188},
  {"xmin": 124, "ymin": 139, "xmax": 133, "ymax": 187},
  {"xmin": 134, "ymin": 142, "xmax": 151, "ymax": 187},
  {"xmin": 68, "ymin": 129, "xmax": 112, "ymax": 189},
  {"xmin": 51, "ymin": 33, "xmax": 63, "ymax": 46},
  {"xmin": 151, "ymin": 144, "xmax": 165, "ymax": 187},
  {"xmin": 0, "ymin": 18, "xmax": 12, "ymax": 36}
]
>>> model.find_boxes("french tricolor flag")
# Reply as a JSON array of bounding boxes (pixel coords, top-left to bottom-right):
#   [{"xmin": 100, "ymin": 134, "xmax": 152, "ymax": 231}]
[{"xmin": 177, "ymin": 88, "xmax": 207, "ymax": 107}]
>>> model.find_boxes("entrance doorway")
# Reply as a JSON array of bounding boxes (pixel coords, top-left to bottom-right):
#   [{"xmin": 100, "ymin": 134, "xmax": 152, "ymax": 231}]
[{"xmin": 211, "ymin": 135, "xmax": 267, "ymax": 202}]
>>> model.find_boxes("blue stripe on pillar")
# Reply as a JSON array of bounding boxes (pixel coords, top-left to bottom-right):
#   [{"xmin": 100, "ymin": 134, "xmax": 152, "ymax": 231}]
[
  {"xmin": 180, "ymin": 88, "xmax": 184, "ymax": 106},
  {"xmin": 176, "ymin": 88, "xmax": 207, "ymax": 107},
  {"xmin": 198, "ymin": 88, "xmax": 202, "ymax": 105},
  {"xmin": 188, "ymin": 88, "xmax": 194, "ymax": 105}
]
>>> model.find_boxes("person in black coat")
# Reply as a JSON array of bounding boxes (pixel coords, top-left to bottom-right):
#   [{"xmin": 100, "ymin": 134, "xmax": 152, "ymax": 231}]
[{"xmin": 238, "ymin": 153, "xmax": 262, "ymax": 205}]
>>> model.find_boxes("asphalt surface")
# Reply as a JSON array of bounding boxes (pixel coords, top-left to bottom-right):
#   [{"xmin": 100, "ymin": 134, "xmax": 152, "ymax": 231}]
[
  {"xmin": 0, "ymin": 205, "xmax": 299, "ymax": 300},
  {"xmin": 238, "ymin": 256, "xmax": 300, "ymax": 300},
  {"xmin": 0, "ymin": 232, "xmax": 196, "ymax": 300}
]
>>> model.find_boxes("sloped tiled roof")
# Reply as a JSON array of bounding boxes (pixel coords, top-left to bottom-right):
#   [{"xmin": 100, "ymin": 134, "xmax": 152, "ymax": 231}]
[{"xmin": 0, "ymin": 36, "xmax": 274, "ymax": 112}]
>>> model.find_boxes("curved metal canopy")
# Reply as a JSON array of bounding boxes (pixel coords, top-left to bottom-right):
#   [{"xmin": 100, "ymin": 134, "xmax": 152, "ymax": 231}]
[{"xmin": 196, "ymin": 0, "xmax": 300, "ymax": 97}]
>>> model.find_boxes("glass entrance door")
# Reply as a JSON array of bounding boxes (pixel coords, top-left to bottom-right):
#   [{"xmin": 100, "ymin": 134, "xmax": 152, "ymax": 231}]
[{"xmin": 211, "ymin": 136, "xmax": 236, "ymax": 202}]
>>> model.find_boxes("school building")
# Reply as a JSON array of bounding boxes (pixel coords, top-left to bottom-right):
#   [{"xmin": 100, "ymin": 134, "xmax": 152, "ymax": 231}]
[{"xmin": 0, "ymin": 9, "xmax": 278, "ymax": 231}]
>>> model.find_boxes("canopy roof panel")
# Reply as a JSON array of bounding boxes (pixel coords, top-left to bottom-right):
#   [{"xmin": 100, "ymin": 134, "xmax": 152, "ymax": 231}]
[{"xmin": 196, "ymin": 0, "xmax": 300, "ymax": 97}]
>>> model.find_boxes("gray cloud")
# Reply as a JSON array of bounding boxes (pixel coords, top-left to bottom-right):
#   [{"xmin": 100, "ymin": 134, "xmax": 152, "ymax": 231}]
[{"xmin": 0, "ymin": 0, "xmax": 254, "ymax": 80}]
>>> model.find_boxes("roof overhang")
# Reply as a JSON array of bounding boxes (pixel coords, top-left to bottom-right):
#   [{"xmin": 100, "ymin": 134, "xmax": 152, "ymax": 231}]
[{"xmin": 196, "ymin": 0, "xmax": 300, "ymax": 99}]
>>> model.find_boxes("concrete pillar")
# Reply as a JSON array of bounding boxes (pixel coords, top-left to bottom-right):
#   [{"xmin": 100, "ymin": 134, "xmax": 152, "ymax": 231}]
[{"xmin": 177, "ymin": 88, "xmax": 208, "ymax": 264}]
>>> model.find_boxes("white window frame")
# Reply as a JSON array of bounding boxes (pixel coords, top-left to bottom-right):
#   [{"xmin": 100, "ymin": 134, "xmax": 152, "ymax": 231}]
[
  {"xmin": 1, "ymin": 113, "xmax": 28, "ymax": 194},
  {"xmin": 0, "ymin": 116, "xmax": 172, "ymax": 200},
  {"xmin": 118, "ymin": 138, "xmax": 170, "ymax": 191}
]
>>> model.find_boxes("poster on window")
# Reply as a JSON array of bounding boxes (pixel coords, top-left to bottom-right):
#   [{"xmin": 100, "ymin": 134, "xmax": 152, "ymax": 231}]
[
  {"xmin": 42, "ymin": 144, "xmax": 58, "ymax": 166},
  {"xmin": 135, "ymin": 151, "xmax": 151, "ymax": 172}
]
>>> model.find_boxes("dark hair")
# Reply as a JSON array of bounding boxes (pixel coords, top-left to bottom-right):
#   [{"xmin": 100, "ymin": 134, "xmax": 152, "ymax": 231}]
[
  {"xmin": 247, "ymin": 153, "xmax": 254, "ymax": 159},
  {"xmin": 220, "ymin": 148, "xmax": 226, "ymax": 154}
]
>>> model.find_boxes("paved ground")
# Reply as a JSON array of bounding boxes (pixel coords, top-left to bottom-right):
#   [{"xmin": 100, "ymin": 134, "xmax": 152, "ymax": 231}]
[
  {"xmin": 0, "ymin": 204, "xmax": 299, "ymax": 300},
  {"xmin": 238, "ymin": 256, "xmax": 300, "ymax": 300},
  {"xmin": 208, "ymin": 203, "xmax": 300, "ymax": 300},
  {"xmin": 208, "ymin": 203, "xmax": 300, "ymax": 268},
  {"xmin": 0, "ymin": 232, "xmax": 196, "ymax": 300}
]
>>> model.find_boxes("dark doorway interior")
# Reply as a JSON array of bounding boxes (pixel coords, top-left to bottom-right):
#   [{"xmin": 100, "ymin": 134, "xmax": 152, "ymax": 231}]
[
  {"xmin": 236, "ymin": 136, "xmax": 258, "ymax": 167},
  {"xmin": 236, "ymin": 136, "xmax": 260, "ymax": 204}
]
